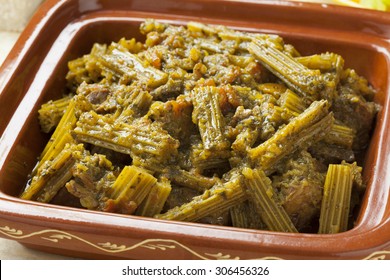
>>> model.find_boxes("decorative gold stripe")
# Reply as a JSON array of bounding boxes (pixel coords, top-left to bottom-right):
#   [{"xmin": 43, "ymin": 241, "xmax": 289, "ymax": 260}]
[
  {"xmin": 0, "ymin": 225, "xmax": 240, "ymax": 259},
  {"xmin": 362, "ymin": 251, "xmax": 390, "ymax": 260},
  {"xmin": 1, "ymin": 225, "xmax": 389, "ymax": 260}
]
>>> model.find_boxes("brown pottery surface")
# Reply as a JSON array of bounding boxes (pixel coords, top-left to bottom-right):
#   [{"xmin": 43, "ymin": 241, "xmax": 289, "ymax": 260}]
[{"xmin": 0, "ymin": 0, "xmax": 389, "ymax": 259}]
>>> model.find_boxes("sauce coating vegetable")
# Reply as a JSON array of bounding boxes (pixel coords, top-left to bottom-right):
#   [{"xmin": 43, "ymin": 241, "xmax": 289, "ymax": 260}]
[{"xmin": 21, "ymin": 20, "xmax": 379, "ymax": 233}]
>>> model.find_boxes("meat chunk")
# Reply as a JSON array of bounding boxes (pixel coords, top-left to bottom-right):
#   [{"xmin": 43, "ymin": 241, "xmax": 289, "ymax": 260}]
[{"xmin": 272, "ymin": 151, "xmax": 326, "ymax": 232}]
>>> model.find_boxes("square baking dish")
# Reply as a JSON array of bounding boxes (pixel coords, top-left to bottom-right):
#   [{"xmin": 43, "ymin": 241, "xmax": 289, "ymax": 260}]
[{"xmin": 0, "ymin": 0, "xmax": 389, "ymax": 259}]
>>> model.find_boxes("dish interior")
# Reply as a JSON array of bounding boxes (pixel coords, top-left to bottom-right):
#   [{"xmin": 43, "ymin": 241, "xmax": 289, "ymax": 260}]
[{"xmin": 0, "ymin": 16, "xmax": 389, "ymax": 232}]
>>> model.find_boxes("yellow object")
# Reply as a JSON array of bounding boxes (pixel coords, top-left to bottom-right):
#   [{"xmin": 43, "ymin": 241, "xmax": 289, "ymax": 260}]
[
  {"xmin": 318, "ymin": 164, "xmax": 354, "ymax": 234},
  {"xmin": 332, "ymin": 0, "xmax": 390, "ymax": 11}
]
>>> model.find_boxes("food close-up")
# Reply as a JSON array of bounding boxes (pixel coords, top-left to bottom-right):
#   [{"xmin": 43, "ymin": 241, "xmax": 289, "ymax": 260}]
[{"xmin": 20, "ymin": 20, "xmax": 379, "ymax": 234}]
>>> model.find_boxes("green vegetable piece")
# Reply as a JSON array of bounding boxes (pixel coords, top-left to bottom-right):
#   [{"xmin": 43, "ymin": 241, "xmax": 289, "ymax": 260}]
[
  {"xmin": 136, "ymin": 177, "xmax": 172, "ymax": 217},
  {"xmin": 38, "ymin": 95, "xmax": 73, "ymax": 133},
  {"xmin": 100, "ymin": 44, "xmax": 168, "ymax": 88},
  {"xmin": 191, "ymin": 86, "xmax": 230, "ymax": 151},
  {"xmin": 21, "ymin": 144, "xmax": 84, "ymax": 202},
  {"xmin": 155, "ymin": 170, "xmax": 246, "ymax": 221},
  {"xmin": 242, "ymin": 167, "xmax": 298, "ymax": 233},
  {"xmin": 35, "ymin": 99, "xmax": 77, "ymax": 176},
  {"xmin": 249, "ymin": 100, "xmax": 334, "ymax": 172},
  {"xmin": 249, "ymin": 40, "xmax": 337, "ymax": 101},
  {"xmin": 105, "ymin": 165, "xmax": 157, "ymax": 214},
  {"xmin": 165, "ymin": 167, "xmax": 219, "ymax": 192},
  {"xmin": 318, "ymin": 164, "xmax": 353, "ymax": 234},
  {"xmin": 73, "ymin": 113, "xmax": 179, "ymax": 170}
]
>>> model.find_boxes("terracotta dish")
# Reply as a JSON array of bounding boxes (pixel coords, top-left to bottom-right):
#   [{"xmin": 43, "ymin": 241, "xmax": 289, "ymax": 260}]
[{"xmin": 0, "ymin": 0, "xmax": 389, "ymax": 259}]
